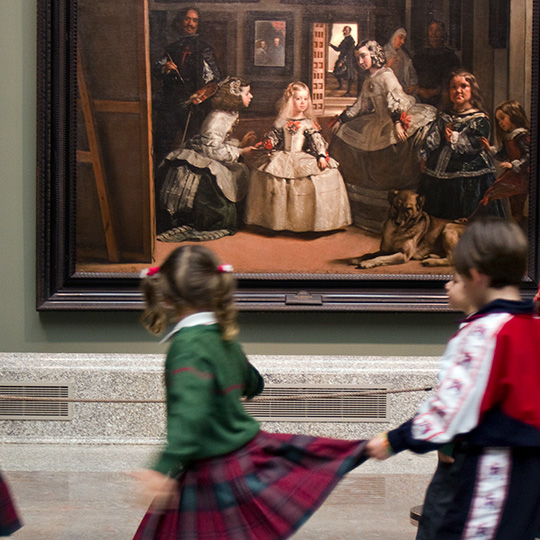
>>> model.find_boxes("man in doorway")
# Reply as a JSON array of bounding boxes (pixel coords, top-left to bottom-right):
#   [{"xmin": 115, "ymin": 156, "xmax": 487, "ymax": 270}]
[
  {"xmin": 330, "ymin": 25, "xmax": 356, "ymax": 96},
  {"xmin": 152, "ymin": 7, "xmax": 221, "ymax": 163},
  {"xmin": 410, "ymin": 20, "xmax": 461, "ymax": 106}
]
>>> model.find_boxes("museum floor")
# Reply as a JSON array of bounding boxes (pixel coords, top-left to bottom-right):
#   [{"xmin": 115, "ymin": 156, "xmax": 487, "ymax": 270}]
[{"xmin": 4, "ymin": 469, "xmax": 429, "ymax": 539}]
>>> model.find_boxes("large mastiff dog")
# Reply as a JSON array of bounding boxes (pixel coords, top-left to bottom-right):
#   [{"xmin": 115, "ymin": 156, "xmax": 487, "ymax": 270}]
[{"xmin": 352, "ymin": 190, "xmax": 466, "ymax": 269}]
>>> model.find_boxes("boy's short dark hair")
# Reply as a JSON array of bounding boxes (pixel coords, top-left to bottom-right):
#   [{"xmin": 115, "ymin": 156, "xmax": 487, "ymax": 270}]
[{"xmin": 453, "ymin": 218, "xmax": 527, "ymax": 288}]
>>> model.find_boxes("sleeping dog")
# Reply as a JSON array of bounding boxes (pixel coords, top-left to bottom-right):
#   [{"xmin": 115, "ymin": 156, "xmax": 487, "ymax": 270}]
[{"xmin": 351, "ymin": 189, "xmax": 466, "ymax": 269}]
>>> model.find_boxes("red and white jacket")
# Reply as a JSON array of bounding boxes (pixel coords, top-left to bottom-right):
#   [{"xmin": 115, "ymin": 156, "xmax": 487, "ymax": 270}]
[{"xmin": 388, "ymin": 299, "xmax": 540, "ymax": 454}]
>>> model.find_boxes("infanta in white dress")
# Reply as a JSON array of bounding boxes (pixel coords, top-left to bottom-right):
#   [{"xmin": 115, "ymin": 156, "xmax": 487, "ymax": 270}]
[{"xmin": 245, "ymin": 118, "xmax": 351, "ymax": 232}]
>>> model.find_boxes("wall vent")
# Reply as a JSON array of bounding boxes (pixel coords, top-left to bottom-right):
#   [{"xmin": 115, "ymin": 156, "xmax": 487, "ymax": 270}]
[
  {"xmin": 244, "ymin": 384, "xmax": 388, "ymax": 422},
  {"xmin": 0, "ymin": 382, "xmax": 73, "ymax": 420}
]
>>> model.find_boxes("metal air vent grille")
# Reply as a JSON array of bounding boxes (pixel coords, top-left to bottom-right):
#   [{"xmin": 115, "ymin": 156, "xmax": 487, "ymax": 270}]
[
  {"xmin": 0, "ymin": 382, "xmax": 73, "ymax": 420},
  {"xmin": 244, "ymin": 384, "xmax": 388, "ymax": 422}
]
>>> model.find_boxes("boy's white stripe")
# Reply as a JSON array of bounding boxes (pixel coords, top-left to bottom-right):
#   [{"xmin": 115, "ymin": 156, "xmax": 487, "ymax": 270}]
[{"xmin": 463, "ymin": 448, "xmax": 511, "ymax": 539}]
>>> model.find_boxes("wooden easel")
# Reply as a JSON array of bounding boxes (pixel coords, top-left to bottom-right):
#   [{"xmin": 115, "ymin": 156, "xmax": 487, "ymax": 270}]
[{"xmin": 76, "ymin": 49, "xmax": 120, "ymax": 263}]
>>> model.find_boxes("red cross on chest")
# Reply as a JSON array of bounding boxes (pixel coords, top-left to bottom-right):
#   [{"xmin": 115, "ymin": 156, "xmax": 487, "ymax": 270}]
[{"xmin": 180, "ymin": 46, "xmax": 192, "ymax": 67}]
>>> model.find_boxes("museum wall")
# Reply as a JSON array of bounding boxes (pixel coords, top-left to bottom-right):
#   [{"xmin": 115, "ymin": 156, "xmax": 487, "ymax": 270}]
[{"xmin": 0, "ymin": 0, "xmax": 463, "ymax": 357}]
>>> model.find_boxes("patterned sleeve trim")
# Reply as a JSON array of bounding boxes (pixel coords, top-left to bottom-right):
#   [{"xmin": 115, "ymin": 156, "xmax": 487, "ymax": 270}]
[
  {"xmin": 304, "ymin": 127, "xmax": 328, "ymax": 158},
  {"xmin": 258, "ymin": 127, "xmax": 283, "ymax": 152}
]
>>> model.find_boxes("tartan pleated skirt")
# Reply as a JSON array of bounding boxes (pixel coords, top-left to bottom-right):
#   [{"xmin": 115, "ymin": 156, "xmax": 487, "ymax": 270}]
[
  {"xmin": 0, "ymin": 472, "xmax": 22, "ymax": 537},
  {"xmin": 133, "ymin": 430, "xmax": 367, "ymax": 540}
]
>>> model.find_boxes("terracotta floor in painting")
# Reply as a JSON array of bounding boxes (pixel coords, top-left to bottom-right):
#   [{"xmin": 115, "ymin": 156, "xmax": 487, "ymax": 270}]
[{"xmin": 78, "ymin": 224, "xmax": 453, "ymax": 278}]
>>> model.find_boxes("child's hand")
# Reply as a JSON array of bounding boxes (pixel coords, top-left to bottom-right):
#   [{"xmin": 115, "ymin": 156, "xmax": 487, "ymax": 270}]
[
  {"xmin": 445, "ymin": 125, "xmax": 454, "ymax": 142},
  {"xmin": 240, "ymin": 131, "xmax": 256, "ymax": 148},
  {"xmin": 241, "ymin": 146, "xmax": 256, "ymax": 156},
  {"xmin": 365, "ymin": 433, "xmax": 393, "ymax": 460},
  {"xmin": 318, "ymin": 156, "xmax": 328, "ymax": 170},
  {"xmin": 395, "ymin": 122, "xmax": 407, "ymax": 142},
  {"xmin": 254, "ymin": 138, "xmax": 274, "ymax": 151},
  {"xmin": 129, "ymin": 469, "xmax": 179, "ymax": 510},
  {"xmin": 499, "ymin": 161, "xmax": 512, "ymax": 169},
  {"xmin": 479, "ymin": 137, "xmax": 491, "ymax": 152}
]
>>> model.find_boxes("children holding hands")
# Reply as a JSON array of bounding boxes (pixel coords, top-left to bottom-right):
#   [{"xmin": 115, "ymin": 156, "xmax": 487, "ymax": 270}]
[{"xmin": 141, "ymin": 69, "xmax": 540, "ymax": 539}]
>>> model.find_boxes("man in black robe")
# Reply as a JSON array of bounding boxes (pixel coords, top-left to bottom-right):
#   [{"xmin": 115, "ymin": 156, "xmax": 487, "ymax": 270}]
[{"xmin": 152, "ymin": 7, "xmax": 221, "ymax": 163}]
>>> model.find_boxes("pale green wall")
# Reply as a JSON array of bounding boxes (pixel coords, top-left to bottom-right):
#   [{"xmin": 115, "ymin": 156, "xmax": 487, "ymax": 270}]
[{"xmin": 0, "ymin": 0, "xmax": 460, "ymax": 356}]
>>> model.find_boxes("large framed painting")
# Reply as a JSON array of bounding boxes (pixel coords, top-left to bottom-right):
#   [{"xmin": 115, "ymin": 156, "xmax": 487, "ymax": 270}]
[{"xmin": 36, "ymin": 0, "xmax": 539, "ymax": 311}]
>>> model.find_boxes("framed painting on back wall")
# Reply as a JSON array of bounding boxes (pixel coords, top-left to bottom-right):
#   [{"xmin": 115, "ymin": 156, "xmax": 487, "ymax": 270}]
[
  {"xmin": 244, "ymin": 12, "xmax": 294, "ymax": 73},
  {"xmin": 36, "ymin": 0, "xmax": 539, "ymax": 311}
]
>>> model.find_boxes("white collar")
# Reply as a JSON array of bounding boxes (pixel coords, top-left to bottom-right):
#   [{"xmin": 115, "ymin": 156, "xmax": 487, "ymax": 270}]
[
  {"xmin": 505, "ymin": 127, "xmax": 528, "ymax": 141},
  {"xmin": 161, "ymin": 311, "xmax": 217, "ymax": 343}
]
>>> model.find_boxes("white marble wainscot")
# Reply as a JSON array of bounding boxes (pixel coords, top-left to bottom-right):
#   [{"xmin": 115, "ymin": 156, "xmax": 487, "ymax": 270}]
[{"xmin": 0, "ymin": 353, "xmax": 439, "ymax": 473}]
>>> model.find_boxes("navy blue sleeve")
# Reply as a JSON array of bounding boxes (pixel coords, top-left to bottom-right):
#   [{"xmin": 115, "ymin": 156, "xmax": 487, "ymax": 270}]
[{"xmin": 387, "ymin": 418, "xmax": 447, "ymax": 455}]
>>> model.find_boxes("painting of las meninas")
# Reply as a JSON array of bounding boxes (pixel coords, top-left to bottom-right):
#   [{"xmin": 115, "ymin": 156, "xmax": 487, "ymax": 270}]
[{"xmin": 37, "ymin": 0, "xmax": 539, "ymax": 310}]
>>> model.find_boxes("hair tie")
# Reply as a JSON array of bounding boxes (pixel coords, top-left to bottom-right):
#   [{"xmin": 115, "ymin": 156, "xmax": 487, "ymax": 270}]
[
  {"xmin": 140, "ymin": 266, "xmax": 160, "ymax": 278},
  {"xmin": 217, "ymin": 76, "xmax": 241, "ymax": 97},
  {"xmin": 217, "ymin": 264, "xmax": 234, "ymax": 273}
]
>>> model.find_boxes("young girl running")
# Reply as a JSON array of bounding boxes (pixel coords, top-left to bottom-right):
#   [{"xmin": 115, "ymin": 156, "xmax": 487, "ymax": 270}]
[
  {"xmin": 245, "ymin": 81, "xmax": 351, "ymax": 232},
  {"xmin": 132, "ymin": 245, "xmax": 367, "ymax": 540},
  {"xmin": 478, "ymin": 99, "xmax": 530, "ymax": 222}
]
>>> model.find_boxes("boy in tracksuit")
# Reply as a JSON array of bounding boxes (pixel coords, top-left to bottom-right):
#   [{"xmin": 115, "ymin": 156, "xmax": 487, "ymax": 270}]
[{"xmin": 367, "ymin": 217, "xmax": 540, "ymax": 539}]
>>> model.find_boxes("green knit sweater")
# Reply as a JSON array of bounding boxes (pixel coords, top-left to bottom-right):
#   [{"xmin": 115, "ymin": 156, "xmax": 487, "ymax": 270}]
[{"xmin": 154, "ymin": 323, "xmax": 264, "ymax": 476}]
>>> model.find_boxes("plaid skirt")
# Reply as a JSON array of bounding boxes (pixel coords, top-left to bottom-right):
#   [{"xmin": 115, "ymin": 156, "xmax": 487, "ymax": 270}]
[
  {"xmin": 0, "ymin": 472, "xmax": 22, "ymax": 537},
  {"xmin": 133, "ymin": 430, "xmax": 367, "ymax": 540}
]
